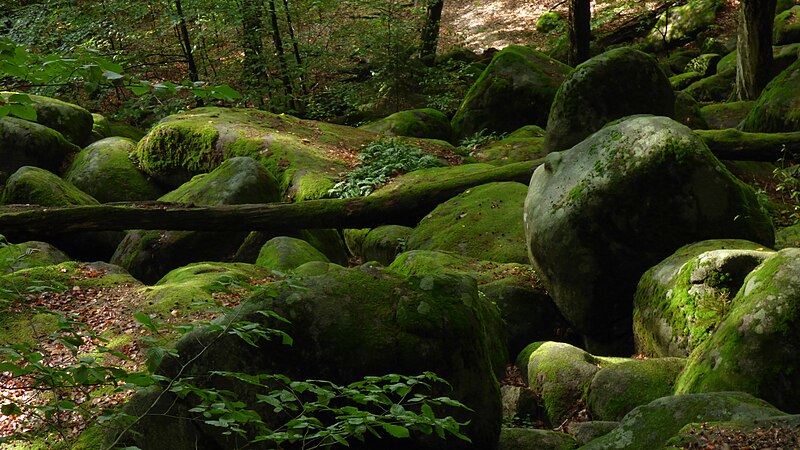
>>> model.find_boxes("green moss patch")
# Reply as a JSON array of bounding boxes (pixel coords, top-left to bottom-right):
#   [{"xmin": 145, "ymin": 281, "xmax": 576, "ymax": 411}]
[{"xmin": 1, "ymin": 166, "xmax": 99, "ymax": 206}]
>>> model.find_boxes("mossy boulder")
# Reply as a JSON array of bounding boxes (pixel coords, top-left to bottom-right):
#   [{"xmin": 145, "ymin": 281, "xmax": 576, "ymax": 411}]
[
  {"xmin": 683, "ymin": 68, "xmax": 736, "ymax": 103},
  {"xmin": 144, "ymin": 262, "xmax": 272, "ymax": 317},
  {"xmin": 0, "ymin": 166, "xmax": 123, "ymax": 260},
  {"xmin": 451, "ymin": 45, "xmax": 570, "ymax": 140},
  {"xmin": 776, "ymin": 222, "xmax": 800, "ymax": 249},
  {"xmin": 544, "ymin": 47, "xmax": 674, "ymax": 153},
  {"xmin": 525, "ymin": 116, "xmax": 775, "ymax": 353},
  {"xmin": 569, "ymin": 421, "xmax": 619, "ymax": 446},
  {"xmin": 389, "ymin": 250, "xmax": 574, "ymax": 358},
  {"xmin": 133, "ymin": 107, "xmax": 453, "ymax": 199},
  {"xmin": 234, "ymin": 228, "xmax": 349, "ymax": 266},
  {"xmin": 1, "ymin": 92, "xmax": 93, "ymax": 147},
  {"xmin": 111, "ymin": 157, "xmax": 280, "ymax": 284},
  {"xmin": 497, "ymin": 428, "xmax": 576, "ymax": 450},
  {"xmin": 468, "ymin": 125, "xmax": 547, "ymax": 165},
  {"xmin": 740, "ymin": 58, "xmax": 800, "ymax": 133},
  {"xmin": 774, "ymin": 6, "xmax": 800, "ymax": 45},
  {"xmin": 666, "ymin": 49, "xmax": 701, "ymax": 74},
  {"xmin": 666, "ymin": 415, "xmax": 800, "ymax": 447},
  {"xmin": 675, "ymin": 248, "xmax": 800, "ymax": 413},
  {"xmin": 581, "ymin": 392, "xmax": 786, "ymax": 449},
  {"xmin": 673, "ymin": 91, "xmax": 708, "ymax": 129},
  {"xmin": 255, "ymin": 236, "xmax": 331, "ymax": 272},
  {"xmin": 536, "ymin": 11, "xmax": 566, "ymax": 34},
  {"xmin": 699, "ymin": 101, "xmax": 755, "ymax": 129},
  {"xmin": 90, "ymin": 113, "xmax": 113, "ymax": 142},
  {"xmin": 0, "ymin": 241, "xmax": 71, "ymax": 273},
  {"xmin": 587, "ymin": 357, "xmax": 687, "ymax": 421},
  {"xmin": 124, "ymin": 266, "xmax": 504, "ymax": 450},
  {"xmin": 109, "ymin": 122, "xmax": 146, "ymax": 142},
  {"xmin": 360, "ymin": 225, "xmax": 413, "ymax": 265},
  {"xmin": 526, "ymin": 341, "xmax": 617, "ymax": 425},
  {"xmin": 634, "ymin": 240, "xmax": 775, "ymax": 357},
  {"xmin": 360, "ymin": 108, "xmax": 452, "ymax": 141},
  {"xmin": 669, "ymin": 71, "xmax": 703, "ymax": 91},
  {"xmin": 643, "ymin": 0, "xmax": 723, "ymax": 50},
  {"xmin": 0, "ymin": 116, "xmax": 80, "ymax": 185},
  {"xmin": 406, "ymin": 181, "xmax": 529, "ymax": 264},
  {"xmin": 64, "ymin": 137, "xmax": 164, "ymax": 202},
  {"xmin": 685, "ymin": 54, "xmax": 721, "ymax": 77}
]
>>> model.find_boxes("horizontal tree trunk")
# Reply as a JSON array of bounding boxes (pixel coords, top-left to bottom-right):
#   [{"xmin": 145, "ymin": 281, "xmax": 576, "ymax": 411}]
[
  {"xmin": 0, "ymin": 160, "xmax": 542, "ymax": 235},
  {"xmin": 696, "ymin": 129, "xmax": 800, "ymax": 161}
]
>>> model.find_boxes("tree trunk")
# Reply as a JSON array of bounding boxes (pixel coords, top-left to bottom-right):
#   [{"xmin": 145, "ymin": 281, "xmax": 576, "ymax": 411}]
[
  {"xmin": 568, "ymin": 0, "xmax": 591, "ymax": 66},
  {"xmin": 266, "ymin": 0, "xmax": 296, "ymax": 111},
  {"xmin": 240, "ymin": 0, "xmax": 269, "ymax": 106},
  {"xmin": 174, "ymin": 0, "xmax": 199, "ymax": 83},
  {"xmin": 420, "ymin": 0, "xmax": 444, "ymax": 65},
  {"xmin": 695, "ymin": 129, "xmax": 800, "ymax": 161},
  {"xmin": 280, "ymin": 0, "xmax": 308, "ymax": 97},
  {"xmin": 0, "ymin": 160, "xmax": 542, "ymax": 236},
  {"xmin": 735, "ymin": 0, "xmax": 777, "ymax": 100}
]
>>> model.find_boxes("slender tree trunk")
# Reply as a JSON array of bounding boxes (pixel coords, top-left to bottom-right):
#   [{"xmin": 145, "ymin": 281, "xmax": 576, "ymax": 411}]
[
  {"xmin": 420, "ymin": 0, "xmax": 444, "ymax": 65},
  {"xmin": 266, "ymin": 0, "xmax": 296, "ymax": 110},
  {"xmin": 280, "ymin": 0, "xmax": 308, "ymax": 103},
  {"xmin": 735, "ymin": 0, "xmax": 777, "ymax": 100},
  {"xmin": 568, "ymin": 0, "xmax": 591, "ymax": 66},
  {"xmin": 174, "ymin": 0, "xmax": 199, "ymax": 82},
  {"xmin": 240, "ymin": 0, "xmax": 269, "ymax": 106}
]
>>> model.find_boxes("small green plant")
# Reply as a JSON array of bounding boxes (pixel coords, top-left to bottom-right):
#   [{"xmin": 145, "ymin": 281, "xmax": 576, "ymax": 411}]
[
  {"xmin": 329, "ymin": 139, "xmax": 442, "ymax": 198},
  {"xmin": 457, "ymin": 129, "xmax": 506, "ymax": 154}
]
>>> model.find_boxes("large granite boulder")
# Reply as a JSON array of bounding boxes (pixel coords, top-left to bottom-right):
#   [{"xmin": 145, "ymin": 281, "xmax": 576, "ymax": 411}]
[
  {"xmin": 64, "ymin": 137, "xmax": 163, "ymax": 202},
  {"xmin": 122, "ymin": 265, "xmax": 504, "ymax": 450},
  {"xmin": 675, "ymin": 248, "xmax": 800, "ymax": 413},
  {"xmin": 634, "ymin": 239, "xmax": 775, "ymax": 357},
  {"xmin": 111, "ymin": 157, "xmax": 280, "ymax": 284},
  {"xmin": 544, "ymin": 47, "xmax": 674, "ymax": 153},
  {"xmin": 525, "ymin": 115, "xmax": 774, "ymax": 353},
  {"xmin": 451, "ymin": 45, "xmax": 570, "ymax": 140},
  {"xmin": 739, "ymin": 58, "xmax": 800, "ymax": 133},
  {"xmin": 774, "ymin": 6, "xmax": 800, "ymax": 45},
  {"xmin": 360, "ymin": 108, "xmax": 452, "ymax": 141},
  {"xmin": 406, "ymin": 181, "xmax": 529, "ymax": 264},
  {"xmin": 642, "ymin": 0, "xmax": 723, "ymax": 50},
  {"xmin": 1, "ymin": 92, "xmax": 93, "ymax": 147},
  {"xmin": 0, "ymin": 116, "xmax": 79, "ymax": 185}
]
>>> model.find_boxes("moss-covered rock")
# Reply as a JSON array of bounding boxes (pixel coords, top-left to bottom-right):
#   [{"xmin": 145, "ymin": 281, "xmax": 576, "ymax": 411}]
[
  {"xmin": 109, "ymin": 122, "xmax": 146, "ymax": 142},
  {"xmin": 587, "ymin": 357, "xmax": 687, "ymax": 421},
  {"xmin": 665, "ymin": 415, "xmax": 800, "ymax": 447},
  {"xmin": 497, "ymin": 427, "xmax": 576, "ymax": 450},
  {"xmin": 569, "ymin": 421, "xmax": 619, "ymax": 446},
  {"xmin": 686, "ymin": 54, "xmax": 721, "ymax": 77},
  {"xmin": 234, "ymin": 228, "xmax": 349, "ymax": 266},
  {"xmin": 360, "ymin": 225, "xmax": 413, "ymax": 265},
  {"xmin": 643, "ymin": 0, "xmax": 723, "ymax": 50},
  {"xmin": 634, "ymin": 240, "xmax": 774, "ymax": 357},
  {"xmin": 1, "ymin": 166, "xmax": 123, "ymax": 260},
  {"xmin": 740, "ymin": 58, "xmax": 800, "ymax": 133},
  {"xmin": 581, "ymin": 392, "xmax": 786, "ymax": 449},
  {"xmin": 111, "ymin": 157, "xmax": 280, "ymax": 284},
  {"xmin": 389, "ymin": 250, "xmax": 574, "ymax": 358},
  {"xmin": 124, "ymin": 266, "xmax": 504, "ymax": 450},
  {"xmin": 451, "ymin": 45, "xmax": 570, "ymax": 140},
  {"xmin": 674, "ymin": 91, "xmax": 708, "ymax": 129},
  {"xmin": 544, "ymin": 47, "xmax": 674, "ymax": 152},
  {"xmin": 0, "ymin": 241, "xmax": 71, "ymax": 273},
  {"xmin": 90, "ymin": 113, "xmax": 113, "ymax": 142},
  {"xmin": 526, "ymin": 342, "xmax": 614, "ymax": 425},
  {"xmin": 469, "ymin": 125, "xmax": 548, "ymax": 165},
  {"xmin": 143, "ymin": 262, "xmax": 272, "ymax": 317},
  {"xmin": 536, "ymin": 11, "xmax": 566, "ymax": 33},
  {"xmin": 666, "ymin": 49, "xmax": 701, "ymax": 74},
  {"xmin": 64, "ymin": 137, "xmax": 164, "ymax": 202},
  {"xmin": 360, "ymin": 108, "xmax": 452, "ymax": 141},
  {"xmin": 699, "ymin": 101, "xmax": 755, "ymax": 129},
  {"xmin": 255, "ymin": 236, "xmax": 331, "ymax": 272},
  {"xmin": 683, "ymin": 68, "xmax": 736, "ymax": 103},
  {"xmin": 406, "ymin": 181, "xmax": 529, "ymax": 263},
  {"xmin": 774, "ymin": 6, "xmax": 800, "ymax": 45},
  {"xmin": 670, "ymin": 71, "xmax": 703, "ymax": 90},
  {"xmin": 526, "ymin": 116, "xmax": 775, "ymax": 353},
  {"xmin": 776, "ymin": 222, "xmax": 800, "ymax": 248},
  {"xmin": 0, "ymin": 116, "xmax": 80, "ymax": 185},
  {"xmin": 1, "ymin": 92, "xmax": 93, "ymax": 147},
  {"xmin": 675, "ymin": 248, "xmax": 800, "ymax": 412}
]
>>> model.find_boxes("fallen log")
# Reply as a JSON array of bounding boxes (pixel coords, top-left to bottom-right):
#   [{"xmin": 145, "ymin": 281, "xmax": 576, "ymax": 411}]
[
  {"xmin": 0, "ymin": 159, "xmax": 543, "ymax": 236},
  {"xmin": 697, "ymin": 128, "xmax": 800, "ymax": 161}
]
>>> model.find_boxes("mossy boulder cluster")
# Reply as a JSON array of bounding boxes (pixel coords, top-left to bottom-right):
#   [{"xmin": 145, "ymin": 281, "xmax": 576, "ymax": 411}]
[
  {"xmin": 451, "ymin": 45, "xmax": 570, "ymax": 141},
  {"xmin": 360, "ymin": 108, "xmax": 452, "ymax": 141},
  {"xmin": 526, "ymin": 115, "xmax": 774, "ymax": 352}
]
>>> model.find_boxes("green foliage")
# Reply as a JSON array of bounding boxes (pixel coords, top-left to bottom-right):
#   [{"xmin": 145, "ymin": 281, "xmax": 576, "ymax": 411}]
[
  {"xmin": 772, "ymin": 150, "xmax": 800, "ymax": 226},
  {"xmin": 329, "ymin": 139, "xmax": 443, "ymax": 198},
  {"xmin": 457, "ymin": 129, "xmax": 506, "ymax": 154}
]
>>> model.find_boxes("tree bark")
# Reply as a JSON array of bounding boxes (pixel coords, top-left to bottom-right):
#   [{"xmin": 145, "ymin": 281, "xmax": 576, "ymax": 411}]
[
  {"xmin": 266, "ymin": 0, "xmax": 296, "ymax": 110},
  {"xmin": 696, "ymin": 129, "xmax": 800, "ymax": 161},
  {"xmin": 568, "ymin": 0, "xmax": 591, "ymax": 66},
  {"xmin": 0, "ymin": 160, "xmax": 542, "ymax": 235},
  {"xmin": 735, "ymin": 0, "xmax": 777, "ymax": 100},
  {"xmin": 174, "ymin": 0, "xmax": 199, "ymax": 83},
  {"xmin": 420, "ymin": 0, "xmax": 445, "ymax": 65}
]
